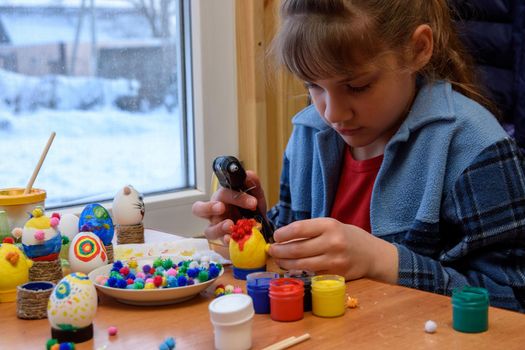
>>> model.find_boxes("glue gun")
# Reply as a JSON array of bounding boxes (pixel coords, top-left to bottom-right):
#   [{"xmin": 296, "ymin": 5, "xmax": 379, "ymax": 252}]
[{"xmin": 212, "ymin": 155, "xmax": 274, "ymax": 243}]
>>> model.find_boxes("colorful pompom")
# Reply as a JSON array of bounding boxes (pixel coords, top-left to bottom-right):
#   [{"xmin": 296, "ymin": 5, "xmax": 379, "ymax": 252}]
[
  {"xmin": 128, "ymin": 258, "xmax": 138, "ymax": 269},
  {"xmin": 108, "ymin": 326, "xmax": 118, "ymax": 336},
  {"xmin": 50, "ymin": 217, "xmax": 60, "ymax": 228},
  {"xmin": 11, "ymin": 227, "xmax": 23, "ymax": 239},
  {"xmin": 159, "ymin": 337, "xmax": 176, "ymax": 350},
  {"xmin": 425, "ymin": 320, "xmax": 437, "ymax": 333},
  {"xmin": 346, "ymin": 296, "xmax": 359, "ymax": 308},
  {"xmin": 32, "ymin": 207, "xmax": 44, "ymax": 218},
  {"xmin": 46, "ymin": 338, "xmax": 59, "ymax": 350},
  {"xmin": 34, "ymin": 230, "xmax": 45, "ymax": 241},
  {"xmin": 2, "ymin": 236, "xmax": 15, "ymax": 244}
]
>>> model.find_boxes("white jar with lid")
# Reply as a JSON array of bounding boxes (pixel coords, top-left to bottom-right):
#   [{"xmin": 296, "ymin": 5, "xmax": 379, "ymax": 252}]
[{"xmin": 209, "ymin": 293, "xmax": 254, "ymax": 350}]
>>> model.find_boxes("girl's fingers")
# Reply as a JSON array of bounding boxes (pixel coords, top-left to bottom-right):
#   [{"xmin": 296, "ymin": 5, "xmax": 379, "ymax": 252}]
[
  {"xmin": 192, "ymin": 200, "xmax": 225, "ymax": 219},
  {"xmin": 273, "ymin": 218, "xmax": 335, "ymax": 243},
  {"xmin": 204, "ymin": 219, "xmax": 234, "ymax": 241},
  {"xmin": 269, "ymin": 235, "xmax": 326, "ymax": 259},
  {"xmin": 213, "ymin": 187, "xmax": 258, "ymax": 211}
]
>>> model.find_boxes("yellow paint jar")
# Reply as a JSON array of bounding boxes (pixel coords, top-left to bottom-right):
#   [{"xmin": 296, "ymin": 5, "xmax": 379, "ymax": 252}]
[
  {"xmin": 311, "ymin": 275, "xmax": 346, "ymax": 318},
  {"xmin": 0, "ymin": 188, "xmax": 46, "ymax": 232}
]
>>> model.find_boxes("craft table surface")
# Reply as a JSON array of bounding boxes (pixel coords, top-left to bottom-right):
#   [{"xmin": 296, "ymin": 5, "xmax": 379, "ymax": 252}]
[{"xmin": 1, "ymin": 231, "xmax": 525, "ymax": 349}]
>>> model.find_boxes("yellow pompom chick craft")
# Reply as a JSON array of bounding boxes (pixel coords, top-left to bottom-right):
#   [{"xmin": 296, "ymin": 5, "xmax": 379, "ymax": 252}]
[
  {"xmin": 0, "ymin": 243, "xmax": 33, "ymax": 302},
  {"xmin": 229, "ymin": 218, "xmax": 270, "ymax": 280}
]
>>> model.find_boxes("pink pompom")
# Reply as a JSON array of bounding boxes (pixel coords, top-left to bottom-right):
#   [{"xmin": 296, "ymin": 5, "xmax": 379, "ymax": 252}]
[
  {"xmin": 51, "ymin": 212, "xmax": 61, "ymax": 220},
  {"xmin": 34, "ymin": 230, "xmax": 45, "ymax": 241},
  {"xmin": 233, "ymin": 287, "xmax": 243, "ymax": 294},
  {"xmin": 108, "ymin": 326, "xmax": 118, "ymax": 336},
  {"xmin": 50, "ymin": 217, "xmax": 60, "ymax": 228},
  {"xmin": 136, "ymin": 272, "xmax": 146, "ymax": 279},
  {"xmin": 167, "ymin": 268, "xmax": 177, "ymax": 276}
]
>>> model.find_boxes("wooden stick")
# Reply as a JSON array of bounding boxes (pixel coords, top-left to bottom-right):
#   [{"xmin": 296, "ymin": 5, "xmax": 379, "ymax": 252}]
[
  {"xmin": 24, "ymin": 132, "xmax": 56, "ymax": 194},
  {"xmin": 262, "ymin": 333, "xmax": 311, "ymax": 350}
]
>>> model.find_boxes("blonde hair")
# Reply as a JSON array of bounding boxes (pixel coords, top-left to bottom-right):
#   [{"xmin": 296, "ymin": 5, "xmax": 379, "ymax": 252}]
[{"xmin": 270, "ymin": 0, "xmax": 496, "ymax": 115}]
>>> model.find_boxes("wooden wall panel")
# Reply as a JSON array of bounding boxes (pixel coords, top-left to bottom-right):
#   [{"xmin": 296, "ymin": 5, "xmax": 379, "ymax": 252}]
[{"xmin": 236, "ymin": 0, "xmax": 308, "ymax": 207}]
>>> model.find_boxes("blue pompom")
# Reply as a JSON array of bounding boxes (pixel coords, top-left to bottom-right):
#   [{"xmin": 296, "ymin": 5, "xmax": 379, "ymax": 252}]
[
  {"xmin": 187, "ymin": 268, "xmax": 199, "ymax": 278},
  {"xmin": 113, "ymin": 260, "xmax": 124, "ymax": 269},
  {"xmin": 187, "ymin": 278, "xmax": 195, "ymax": 286},
  {"xmin": 127, "ymin": 273, "xmax": 136, "ymax": 280},
  {"xmin": 159, "ymin": 343, "xmax": 170, "ymax": 350},
  {"xmin": 107, "ymin": 277, "xmax": 118, "ymax": 287},
  {"xmin": 177, "ymin": 275, "xmax": 187, "ymax": 286},
  {"xmin": 165, "ymin": 337, "xmax": 176, "ymax": 349},
  {"xmin": 167, "ymin": 276, "xmax": 178, "ymax": 288},
  {"xmin": 208, "ymin": 265, "xmax": 220, "ymax": 279},
  {"xmin": 142, "ymin": 264, "xmax": 151, "ymax": 273},
  {"xmin": 116, "ymin": 279, "xmax": 128, "ymax": 289}
]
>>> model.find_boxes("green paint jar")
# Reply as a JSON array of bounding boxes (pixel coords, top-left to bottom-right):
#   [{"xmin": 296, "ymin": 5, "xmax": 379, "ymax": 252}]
[{"xmin": 452, "ymin": 286, "xmax": 489, "ymax": 333}]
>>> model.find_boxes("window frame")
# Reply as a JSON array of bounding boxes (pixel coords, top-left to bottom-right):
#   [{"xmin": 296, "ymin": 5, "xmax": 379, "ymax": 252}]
[{"xmin": 59, "ymin": 0, "xmax": 238, "ymax": 237}]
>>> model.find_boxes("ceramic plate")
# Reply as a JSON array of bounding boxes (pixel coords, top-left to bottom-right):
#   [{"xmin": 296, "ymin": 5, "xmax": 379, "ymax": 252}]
[{"xmin": 88, "ymin": 256, "xmax": 223, "ymax": 306}]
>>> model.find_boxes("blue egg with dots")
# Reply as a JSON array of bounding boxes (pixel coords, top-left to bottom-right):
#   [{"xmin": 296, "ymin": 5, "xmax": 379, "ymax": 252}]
[{"xmin": 78, "ymin": 203, "xmax": 114, "ymax": 245}]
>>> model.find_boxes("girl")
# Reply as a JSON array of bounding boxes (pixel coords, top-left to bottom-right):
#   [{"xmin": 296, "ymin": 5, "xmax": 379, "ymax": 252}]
[{"xmin": 193, "ymin": 0, "xmax": 525, "ymax": 312}]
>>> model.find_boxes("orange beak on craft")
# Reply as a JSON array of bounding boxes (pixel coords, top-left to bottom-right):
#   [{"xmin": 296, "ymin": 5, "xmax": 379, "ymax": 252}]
[{"xmin": 229, "ymin": 219, "xmax": 270, "ymax": 280}]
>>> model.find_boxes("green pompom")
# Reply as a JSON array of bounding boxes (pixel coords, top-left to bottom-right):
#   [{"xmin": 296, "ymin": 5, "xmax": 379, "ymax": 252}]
[
  {"xmin": 162, "ymin": 258, "xmax": 174, "ymax": 269},
  {"xmin": 198, "ymin": 270, "xmax": 209, "ymax": 282},
  {"xmin": 153, "ymin": 257, "xmax": 163, "ymax": 268}
]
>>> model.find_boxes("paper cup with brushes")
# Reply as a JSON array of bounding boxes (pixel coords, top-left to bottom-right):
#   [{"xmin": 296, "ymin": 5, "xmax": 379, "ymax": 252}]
[{"xmin": 229, "ymin": 219, "xmax": 270, "ymax": 280}]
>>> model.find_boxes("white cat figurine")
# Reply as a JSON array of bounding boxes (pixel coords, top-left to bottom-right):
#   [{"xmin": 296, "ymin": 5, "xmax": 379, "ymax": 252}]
[{"xmin": 112, "ymin": 185, "xmax": 145, "ymax": 225}]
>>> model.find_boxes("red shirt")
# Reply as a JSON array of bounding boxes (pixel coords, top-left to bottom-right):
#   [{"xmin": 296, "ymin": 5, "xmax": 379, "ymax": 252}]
[{"xmin": 330, "ymin": 147, "xmax": 383, "ymax": 232}]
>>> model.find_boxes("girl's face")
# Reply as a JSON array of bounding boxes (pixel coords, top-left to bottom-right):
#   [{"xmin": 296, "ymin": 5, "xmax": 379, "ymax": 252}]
[{"xmin": 306, "ymin": 53, "xmax": 417, "ymax": 160}]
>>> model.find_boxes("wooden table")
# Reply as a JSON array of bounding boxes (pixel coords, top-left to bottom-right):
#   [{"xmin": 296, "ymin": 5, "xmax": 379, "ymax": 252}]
[{"xmin": 2, "ymin": 236, "xmax": 525, "ymax": 349}]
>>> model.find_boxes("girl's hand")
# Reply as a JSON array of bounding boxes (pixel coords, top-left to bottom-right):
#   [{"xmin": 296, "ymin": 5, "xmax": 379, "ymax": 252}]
[
  {"xmin": 268, "ymin": 218, "xmax": 399, "ymax": 283},
  {"xmin": 192, "ymin": 171, "xmax": 268, "ymax": 244}
]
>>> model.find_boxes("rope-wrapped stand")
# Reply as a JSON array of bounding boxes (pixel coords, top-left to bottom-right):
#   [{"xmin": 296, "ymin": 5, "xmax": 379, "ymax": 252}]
[
  {"xmin": 104, "ymin": 243, "xmax": 114, "ymax": 263},
  {"xmin": 16, "ymin": 281, "xmax": 55, "ymax": 319},
  {"xmin": 116, "ymin": 223, "xmax": 144, "ymax": 244},
  {"xmin": 29, "ymin": 259, "xmax": 63, "ymax": 284}
]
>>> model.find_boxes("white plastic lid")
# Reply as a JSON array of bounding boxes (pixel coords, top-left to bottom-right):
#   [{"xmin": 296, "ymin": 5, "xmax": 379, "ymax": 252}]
[{"xmin": 209, "ymin": 294, "xmax": 254, "ymax": 326}]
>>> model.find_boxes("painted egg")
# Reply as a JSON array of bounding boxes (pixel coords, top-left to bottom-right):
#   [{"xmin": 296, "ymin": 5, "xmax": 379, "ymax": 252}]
[
  {"xmin": 112, "ymin": 185, "xmax": 145, "ymax": 226},
  {"xmin": 0, "ymin": 243, "xmax": 33, "ymax": 302},
  {"xmin": 78, "ymin": 204, "xmax": 114, "ymax": 245},
  {"xmin": 58, "ymin": 213, "xmax": 80, "ymax": 241},
  {"xmin": 21, "ymin": 207, "xmax": 62, "ymax": 261},
  {"xmin": 47, "ymin": 273, "xmax": 97, "ymax": 330},
  {"xmin": 68, "ymin": 232, "xmax": 108, "ymax": 274}
]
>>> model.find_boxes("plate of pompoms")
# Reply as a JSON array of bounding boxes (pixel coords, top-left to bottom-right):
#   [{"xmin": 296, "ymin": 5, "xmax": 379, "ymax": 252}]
[{"xmin": 88, "ymin": 256, "xmax": 223, "ymax": 305}]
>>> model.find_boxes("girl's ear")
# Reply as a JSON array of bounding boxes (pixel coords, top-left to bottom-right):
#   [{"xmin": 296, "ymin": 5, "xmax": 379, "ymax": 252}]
[{"xmin": 409, "ymin": 24, "xmax": 433, "ymax": 71}]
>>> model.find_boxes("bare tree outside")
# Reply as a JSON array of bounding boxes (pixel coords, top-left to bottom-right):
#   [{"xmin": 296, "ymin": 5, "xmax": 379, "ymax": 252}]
[{"xmin": 126, "ymin": 0, "xmax": 177, "ymax": 39}]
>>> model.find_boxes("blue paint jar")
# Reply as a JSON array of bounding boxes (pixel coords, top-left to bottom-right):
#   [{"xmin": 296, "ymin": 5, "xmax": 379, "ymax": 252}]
[
  {"xmin": 284, "ymin": 270, "xmax": 314, "ymax": 312},
  {"xmin": 246, "ymin": 272, "xmax": 279, "ymax": 314}
]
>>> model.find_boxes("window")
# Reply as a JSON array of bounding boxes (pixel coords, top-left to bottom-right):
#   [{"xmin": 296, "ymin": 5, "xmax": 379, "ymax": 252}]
[{"xmin": 0, "ymin": 0, "xmax": 237, "ymax": 236}]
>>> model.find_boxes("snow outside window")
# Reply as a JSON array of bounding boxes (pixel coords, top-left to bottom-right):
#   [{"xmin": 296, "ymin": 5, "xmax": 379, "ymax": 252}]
[{"xmin": 0, "ymin": 0, "xmax": 237, "ymax": 236}]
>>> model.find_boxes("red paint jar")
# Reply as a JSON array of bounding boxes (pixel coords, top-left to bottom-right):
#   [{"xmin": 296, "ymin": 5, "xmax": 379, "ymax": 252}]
[{"xmin": 269, "ymin": 278, "xmax": 304, "ymax": 322}]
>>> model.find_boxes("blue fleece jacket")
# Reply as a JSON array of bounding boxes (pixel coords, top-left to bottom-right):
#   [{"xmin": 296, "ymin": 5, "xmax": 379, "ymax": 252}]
[{"xmin": 268, "ymin": 81, "xmax": 525, "ymax": 312}]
